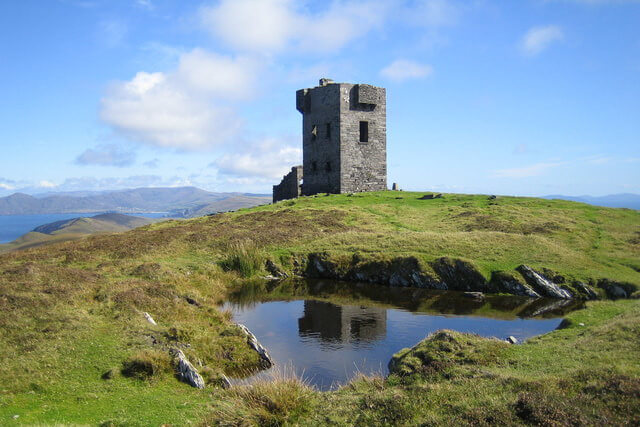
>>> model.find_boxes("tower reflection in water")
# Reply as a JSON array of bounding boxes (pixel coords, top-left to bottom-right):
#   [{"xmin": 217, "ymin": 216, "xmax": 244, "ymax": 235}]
[{"xmin": 297, "ymin": 300, "xmax": 387, "ymax": 347}]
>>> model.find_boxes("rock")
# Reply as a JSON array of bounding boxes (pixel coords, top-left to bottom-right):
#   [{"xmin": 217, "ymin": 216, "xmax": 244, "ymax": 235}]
[
  {"xmin": 490, "ymin": 271, "xmax": 541, "ymax": 298},
  {"xmin": 171, "ymin": 349, "xmax": 205, "ymax": 389},
  {"xmin": 516, "ymin": 265, "xmax": 572, "ymax": 299},
  {"xmin": 463, "ymin": 291, "xmax": 485, "ymax": 300},
  {"xmin": 142, "ymin": 312, "xmax": 157, "ymax": 325},
  {"xmin": 101, "ymin": 369, "xmax": 114, "ymax": 380},
  {"xmin": 419, "ymin": 194, "xmax": 435, "ymax": 200},
  {"xmin": 237, "ymin": 324, "xmax": 273, "ymax": 368},
  {"xmin": 574, "ymin": 281, "xmax": 598, "ymax": 300},
  {"xmin": 607, "ymin": 285, "xmax": 627, "ymax": 299},
  {"xmin": 578, "ymin": 322, "xmax": 585, "ymax": 326},
  {"xmin": 506, "ymin": 336, "xmax": 518, "ymax": 344},
  {"xmin": 432, "ymin": 257, "xmax": 488, "ymax": 292},
  {"xmin": 488, "ymin": 195, "xmax": 497, "ymax": 200},
  {"xmin": 183, "ymin": 296, "xmax": 201, "ymax": 307},
  {"xmin": 265, "ymin": 260, "xmax": 288, "ymax": 279},
  {"xmin": 220, "ymin": 374, "xmax": 232, "ymax": 389}
]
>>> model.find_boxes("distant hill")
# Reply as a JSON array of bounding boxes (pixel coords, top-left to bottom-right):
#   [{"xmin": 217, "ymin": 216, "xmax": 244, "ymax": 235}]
[
  {"xmin": 172, "ymin": 195, "xmax": 272, "ymax": 218},
  {"xmin": 0, "ymin": 213, "xmax": 158, "ymax": 253},
  {"xmin": 0, "ymin": 187, "xmax": 270, "ymax": 215},
  {"xmin": 543, "ymin": 193, "xmax": 640, "ymax": 210}
]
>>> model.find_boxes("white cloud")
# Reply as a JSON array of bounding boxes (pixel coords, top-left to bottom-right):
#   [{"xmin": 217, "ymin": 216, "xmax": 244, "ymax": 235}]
[
  {"xmin": 100, "ymin": 48, "xmax": 258, "ymax": 151},
  {"xmin": 38, "ymin": 180, "xmax": 57, "ymax": 188},
  {"xmin": 520, "ymin": 25, "xmax": 564, "ymax": 56},
  {"xmin": 176, "ymin": 49, "xmax": 258, "ymax": 99},
  {"xmin": 211, "ymin": 138, "xmax": 302, "ymax": 180},
  {"xmin": 76, "ymin": 144, "xmax": 136, "ymax": 167},
  {"xmin": 0, "ymin": 182, "xmax": 14, "ymax": 190},
  {"xmin": 492, "ymin": 161, "xmax": 565, "ymax": 178},
  {"xmin": 380, "ymin": 59, "xmax": 433, "ymax": 81},
  {"xmin": 200, "ymin": 0, "xmax": 388, "ymax": 53}
]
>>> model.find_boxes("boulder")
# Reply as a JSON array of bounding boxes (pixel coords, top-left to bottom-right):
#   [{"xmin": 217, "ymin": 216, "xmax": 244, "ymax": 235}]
[
  {"xmin": 506, "ymin": 336, "xmax": 518, "ymax": 344},
  {"xmin": 142, "ymin": 312, "xmax": 157, "ymax": 325},
  {"xmin": 171, "ymin": 349, "xmax": 205, "ymax": 389},
  {"xmin": 516, "ymin": 265, "xmax": 572, "ymax": 299}
]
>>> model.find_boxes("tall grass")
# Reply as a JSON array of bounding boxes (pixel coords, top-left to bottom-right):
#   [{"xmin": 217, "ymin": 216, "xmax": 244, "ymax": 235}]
[{"xmin": 219, "ymin": 240, "xmax": 265, "ymax": 278}]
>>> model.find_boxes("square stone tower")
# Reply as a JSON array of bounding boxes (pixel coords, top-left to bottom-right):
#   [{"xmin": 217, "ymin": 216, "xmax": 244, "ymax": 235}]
[
  {"xmin": 273, "ymin": 78, "xmax": 387, "ymax": 202},
  {"xmin": 296, "ymin": 78, "xmax": 387, "ymax": 195}
]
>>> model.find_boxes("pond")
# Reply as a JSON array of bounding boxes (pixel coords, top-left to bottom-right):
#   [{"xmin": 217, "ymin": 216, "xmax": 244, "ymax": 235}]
[{"xmin": 223, "ymin": 279, "xmax": 583, "ymax": 391}]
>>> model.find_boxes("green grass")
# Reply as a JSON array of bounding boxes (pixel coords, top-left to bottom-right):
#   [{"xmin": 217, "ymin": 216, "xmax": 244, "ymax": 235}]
[{"xmin": 0, "ymin": 191, "xmax": 638, "ymax": 424}]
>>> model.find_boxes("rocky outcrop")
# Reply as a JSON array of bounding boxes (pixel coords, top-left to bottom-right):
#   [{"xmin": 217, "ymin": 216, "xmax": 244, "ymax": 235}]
[
  {"xmin": 597, "ymin": 279, "xmax": 633, "ymax": 299},
  {"xmin": 171, "ymin": 349, "xmax": 205, "ymax": 389},
  {"xmin": 431, "ymin": 257, "xmax": 488, "ymax": 292},
  {"xmin": 574, "ymin": 281, "xmax": 598, "ymax": 300},
  {"xmin": 265, "ymin": 260, "xmax": 288, "ymax": 280},
  {"xmin": 237, "ymin": 324, "xmax": 273, "ymax": 368},
  {"xmin": 304, "ymin": 253, "xmax": 445, "ymax": 289},
  {"xmin": 295, "ymin": 252, "xmax": 630, "ymax": 300},
  {"xmin": 516, "ymin": 265, "xmax": 572, "ymax": 299},
  {"xmin": 490, "ymin": 271, "xmax": 541, "ymax": 298}
]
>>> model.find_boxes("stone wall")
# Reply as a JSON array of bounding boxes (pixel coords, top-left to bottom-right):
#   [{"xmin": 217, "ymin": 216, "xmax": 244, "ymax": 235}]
[
  {"xmin": 339, "ymin": 84, "xmax": 387, "ymax": 193},
  {"xmin": 273, "ymin": 166, "xmax": 303, "ymax": 203}
]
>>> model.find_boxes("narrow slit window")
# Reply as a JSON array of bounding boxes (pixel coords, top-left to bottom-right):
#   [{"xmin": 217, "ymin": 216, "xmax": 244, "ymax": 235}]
[
  {"xmin": 311, "ymin": 125, "xmax": 317, "ymax": 141},
  {"xmin": 325, "ymin": 123, "xmax": 331, "ymax": 139},
  {"xmin": 359, "ymin": 121, "xmax": 369, "ymax": 143}
]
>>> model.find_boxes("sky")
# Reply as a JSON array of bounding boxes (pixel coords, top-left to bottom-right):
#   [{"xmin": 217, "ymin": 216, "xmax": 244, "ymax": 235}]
[{"xmin": 0, "ymin": 0, "xmax": 639, "ymax": 197}]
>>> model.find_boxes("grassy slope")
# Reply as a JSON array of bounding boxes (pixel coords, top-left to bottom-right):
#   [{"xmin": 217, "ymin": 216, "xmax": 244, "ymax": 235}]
[{"xmin": 0, "ymin": 191, "xmax": 638, "ymax": 425}]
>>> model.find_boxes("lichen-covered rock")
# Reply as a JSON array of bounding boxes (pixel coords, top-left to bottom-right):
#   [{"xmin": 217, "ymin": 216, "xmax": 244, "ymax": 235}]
[
  {"xmin": 516, "ymin": 265, "xmax": 572, "ymax": 299},
  {"xmin": 490, "ymin": 271, "xmax": 540, "ymax": 298},
  {"xmin": 431, "ymin": 257, "xmax": 488, "ymax": 292}
]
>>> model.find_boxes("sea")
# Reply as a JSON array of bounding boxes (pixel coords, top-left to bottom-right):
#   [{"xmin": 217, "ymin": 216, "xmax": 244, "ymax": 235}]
[{"xmin": 0, "ymin": 212, "xmax": 169, "ymax": 244}]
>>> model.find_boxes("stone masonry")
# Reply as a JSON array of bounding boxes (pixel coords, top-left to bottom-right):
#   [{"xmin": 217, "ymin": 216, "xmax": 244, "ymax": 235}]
[
  {"xmin": 273, "ymin": 78, "xmax": 387, "ymax": 202},
  {"xmin": 272, "ymin": 166, "xmax": 303, "ymax": 203}
]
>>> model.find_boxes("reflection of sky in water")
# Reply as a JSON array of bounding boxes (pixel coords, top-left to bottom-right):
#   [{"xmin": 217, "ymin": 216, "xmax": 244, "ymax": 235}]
[{"xmin": 225, "ymin": 299, "xmax": 563, "ymax": 391}]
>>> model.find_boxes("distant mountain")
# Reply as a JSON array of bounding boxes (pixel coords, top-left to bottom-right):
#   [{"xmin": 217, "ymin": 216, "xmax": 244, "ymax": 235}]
[
  {"xmin": 543, "ymin": 193, "xmax": 640, "ymax": 210},
  {"xmin": 0, "ymin": 187, "xmax": 270, "ymax": 215},
  {"xmin": 177, "ymin": 194, "xmax": 272, "ymax": 218},
  {"xmin": 0, "ymin": 213, "xmax": 158, "ymax": 253}
]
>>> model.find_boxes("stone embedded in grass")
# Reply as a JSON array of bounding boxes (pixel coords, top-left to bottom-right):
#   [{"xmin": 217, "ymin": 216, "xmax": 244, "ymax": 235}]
[
  {"xmin": 171, "ymin": 348, "xmax": 205, "ymax": 389},
  {"xmin": 516, "ymin": 265, "xmax": 572, "ymax": 299},
  {"xmin": 142, "ymin": 312, "xmax": 157, "ymax": 325}
]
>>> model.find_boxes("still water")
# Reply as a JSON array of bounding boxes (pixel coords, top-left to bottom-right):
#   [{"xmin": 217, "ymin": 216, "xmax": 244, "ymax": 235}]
[{"xmin": 224, "ymin": 279, "xmax": 582, "ymax": 391}]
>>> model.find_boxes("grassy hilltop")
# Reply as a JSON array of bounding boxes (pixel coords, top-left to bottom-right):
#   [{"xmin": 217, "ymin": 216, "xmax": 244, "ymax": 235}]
[{"xmin": 0, "ymin": 191, "xmax": 638, "ymax": 425}]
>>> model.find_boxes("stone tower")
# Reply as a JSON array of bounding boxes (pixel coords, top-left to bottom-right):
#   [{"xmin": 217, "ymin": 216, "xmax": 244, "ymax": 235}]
[{"xmin": 273, "ymin": 78, "xmax": 387, "ymax": 202}]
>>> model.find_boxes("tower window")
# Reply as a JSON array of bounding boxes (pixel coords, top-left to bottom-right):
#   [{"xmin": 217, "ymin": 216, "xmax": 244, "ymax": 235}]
[
  {"xmin": 311, "ymin": 125, "xmax": 318, "ymax": 141},
  {"xmin": 325, "ymin": 162, "xmax": 332, "ymax": 172},
  {"xmin": 325, "ymin": 123, "xmax": 331, "ymax": 139},
  {"xmin": 359, "ymin": 121, "xmax": 369, "ymax": 143}
]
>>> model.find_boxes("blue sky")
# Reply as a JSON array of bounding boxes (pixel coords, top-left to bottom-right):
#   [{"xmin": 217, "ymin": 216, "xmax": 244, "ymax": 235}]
[{"xmin": 0, "ymin": 0, "xmax": 638, "ymax": 197}]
